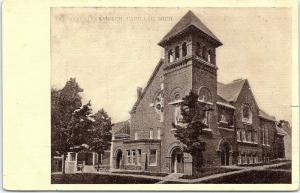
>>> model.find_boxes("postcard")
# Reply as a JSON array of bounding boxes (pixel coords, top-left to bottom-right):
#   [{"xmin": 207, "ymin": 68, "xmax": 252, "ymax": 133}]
[{"xmin": 2, "ymin": 0, "xmax": 299, "ymax": 191}]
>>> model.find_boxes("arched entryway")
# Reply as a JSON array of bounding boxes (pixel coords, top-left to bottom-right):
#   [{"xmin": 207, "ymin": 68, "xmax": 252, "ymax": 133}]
[
  {"xmin": 115, "ymin": 149, "xmax": 122, "ymax": 169},
  {"xmin": 220, "ymin": 141, "xmax": 231, "ymax": 166},
  {"xmin": 170, "ymin": 147, "xmax": 184, "ymax": 173}
]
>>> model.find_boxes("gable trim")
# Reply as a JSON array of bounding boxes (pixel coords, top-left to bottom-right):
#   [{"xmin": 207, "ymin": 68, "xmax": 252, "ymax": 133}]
[{"xmin": 130, "ymin": 59, "xmax": 164, "ymax": 113}]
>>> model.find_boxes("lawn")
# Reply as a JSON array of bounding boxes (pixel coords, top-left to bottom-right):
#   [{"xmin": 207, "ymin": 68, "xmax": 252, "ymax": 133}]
[
  {"xmin": 51, "ymin": 173, "xmax": 159, "ymax": 184},
  {"xmin": 112, "ymin": 171, "xmax": 168, "ymax": 177},
  {"xmin": 181, "ymin": 167, "xmax": 239, "ymax": 179},
  {"xmin": 198, "ymin": 170, "xmax": 291, "ymax": 184}
]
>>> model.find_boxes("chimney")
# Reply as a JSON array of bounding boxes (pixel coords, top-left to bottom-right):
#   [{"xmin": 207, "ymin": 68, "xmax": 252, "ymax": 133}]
[{"xmin": 137, "ymin": 87, "xmax": 143, "ymax": 99}]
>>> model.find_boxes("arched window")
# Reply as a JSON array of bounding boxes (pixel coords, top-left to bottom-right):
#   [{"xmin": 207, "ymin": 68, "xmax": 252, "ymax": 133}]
[
  {"xmin": 196, "ymin": 42, "xmax": 201, "ymax": 57},
  {"xmin": 154, "ymin": 91, "xmax": 164, "ymax": 122},
  {"xmin": 168, "ymin": 49, "xmax": 174, "ymax": 63},
  {"xmin": 175, "ymin": 46, "xmax": 180, "ymax": 60},
  {"xmin": 198, "ymin": 87, "xmax": 212, "ymax": 103},
  {"xmin": 202, "ymin": 46, "xmax": 208, "ymax": 61},
  {"xmin": 242, "ymin": 104, "xmax": 252, "ymax": 124},
  {"xmin": 198, "ymin": 87, "xmax": 212, "ymax": 127},
  {"xmin": 182, "ymin": 42, "xmax": 187, "ymax": 57},
  {"xmin": 149, "ymin": 128, "xmax": 153, "ymax": 139},
  {"xmin": 208, "ymin": 50, "xmax": 212, "ymax": 63}
]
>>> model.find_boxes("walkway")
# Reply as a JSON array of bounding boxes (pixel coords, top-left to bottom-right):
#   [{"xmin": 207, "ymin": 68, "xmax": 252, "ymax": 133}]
[
  {"xmin": 156, "ymin": 173, "xmax": 183, "ymax": 184},
  {"xmin": 51, "ymin": 161, "xmax": 291, "ymax": 184},
  {"xmin": 159, "ymin": 161, "xmax": 291, "ymax": 184}
]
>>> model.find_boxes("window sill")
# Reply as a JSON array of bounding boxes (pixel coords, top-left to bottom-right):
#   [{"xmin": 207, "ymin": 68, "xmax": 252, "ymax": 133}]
[
  {"xmin": 238, "ymin": 141, "xmax": 258, "ymax": 145},
  {"xmin": 168, "ymin": 100, "xmax": 183, "ymax": 105},
  {"xmin": 242, "ymin": 121, "xmax": 252, "ymax": 125},
  {"xmin": 149, "ymin": 164, "xmax": 157, "ymax": 167},
  {"xmin": 198, "ymin": 99, "xmax": 213, "ymax": 105},
  {"xmin": 219, "ymin": 120, "xmax": 228, "ymax": 124}
]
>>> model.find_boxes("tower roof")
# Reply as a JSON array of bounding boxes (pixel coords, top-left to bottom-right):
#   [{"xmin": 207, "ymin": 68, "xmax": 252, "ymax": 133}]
[{"xmin": 158, "ymin": 10, "xmax": 222, "ymax": 46}]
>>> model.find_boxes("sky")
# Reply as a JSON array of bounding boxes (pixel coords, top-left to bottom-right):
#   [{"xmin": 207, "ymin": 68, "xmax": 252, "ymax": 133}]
[{"xmin": 51, "ymin": 7, "xmax": 292, "ymax": 124}]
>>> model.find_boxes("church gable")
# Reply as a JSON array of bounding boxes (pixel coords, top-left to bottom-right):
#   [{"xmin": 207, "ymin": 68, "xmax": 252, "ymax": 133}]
[
  {"xmin": 130, "ymin": 59, "xmax": 166, "ymax": 139},
  {"xmin": 130, "ymin": 59, "xmax": 164, "ymax": 114},
  {"xmin": 233, "ymin": 79, "xmax": 260, "ymax": 129}
]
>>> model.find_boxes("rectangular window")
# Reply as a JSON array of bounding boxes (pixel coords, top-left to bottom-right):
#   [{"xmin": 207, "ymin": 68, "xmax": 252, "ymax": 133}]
[
  {"xmin": 241, "ymin": 129, "xmax": 246, "ymax": 142},
  {"xmin": 236, "ymin": 129, "xmax": 241, "ymax": 141},
  {"xmin": 137, "ymin": 149, "xmax": 142, "ymax": 166},
  {"xmin": 249, "ymin": 155, "xmax": 253, "ymax": 164},
  {"xmin": 174, "ymin": 105, "xmax": 183, "ymax": 126},
  {"xmin": 261, "ymin": 128, "xmax": 265, "ymax": 145},
  {"xmin": 241, "ymin": 154, "xmax": 245, "ymax": 164},
  {"xmin": 220, "ymin": 114, "xmax": 227, "ymax": 123},
  {"xmin": 266, "ymin": 128, "xmax": 269, "ymax": 145},
  {"xmin": 149, "ymin": 129, "xmax": 153, "ymax": 139},
  {"xmin": 132, "ymin": 150, "xmax": 136, "ymax": 165},
  {"xmin": 149, "ymin": 149, "xmax": 157, "ymax": 166},
  {"xmin": 69, "ymin": 152, "xmax": 76, "ymax": 161},
  {"xmin": 202, "ymin": 111, "xmax": 210, "ymax": 127},
  {"xmin": 247, "ymin": 131, "xmax": 252, "ymax": 142},
  {"xmin": 126, "ymin": 150, "xmax": 131, "ymax": 165},
  {"xmin": 254, "ymin": 131, "xmax": 258, "ymax": 143},
  {"xmin": 238, "ymin": 154, "xmax": 241, "ymax": 164},
  {"xmin": 157, "ymin": 128, "xmax": 161, "ymax": 139}
]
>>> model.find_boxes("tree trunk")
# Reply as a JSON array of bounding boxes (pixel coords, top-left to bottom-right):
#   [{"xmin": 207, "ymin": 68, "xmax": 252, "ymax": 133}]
[{"xmin": 192, "ymin": 151, "xmax": 203, "ymax": 175}]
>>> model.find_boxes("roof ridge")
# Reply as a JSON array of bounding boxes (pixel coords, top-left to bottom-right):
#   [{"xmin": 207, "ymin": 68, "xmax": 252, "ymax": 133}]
[
  {"xmin": 158, "ymin": 11, "xmax": 222, "ymax": 46},
  {"xmin": 130, "ymin": 58, "xmax": 164, "ymax": 113}
]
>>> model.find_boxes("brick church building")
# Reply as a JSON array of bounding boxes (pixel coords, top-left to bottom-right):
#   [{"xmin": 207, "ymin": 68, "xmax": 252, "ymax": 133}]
[{"xmin": 108, "ymin": 11, "xmax": 288, "ymax": 175}]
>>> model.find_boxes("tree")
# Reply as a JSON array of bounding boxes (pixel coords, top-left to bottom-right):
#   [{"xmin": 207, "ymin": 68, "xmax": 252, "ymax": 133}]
[
  {"xmin": 51, "ymin": 78, "xmax": 83, "ymax": 174},
  {"xmin": 172, "ymin": 91, "xmax": 213, "ymax": 175},
  {"xmin": 67, "ymin": 101, "xmax": 94, "ymax": 150},
  {"xmin": 87, "ymin": 109, "xmax": 112, "ymax": 171}
]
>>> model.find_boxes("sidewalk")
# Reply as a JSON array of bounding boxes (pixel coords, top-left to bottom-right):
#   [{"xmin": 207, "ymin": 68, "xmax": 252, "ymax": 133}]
[
  {"xmin": 160, "ymin": 161, "xmax": 291, "ymax": 184},
  {"xmin": 51, "ymin": 161, "xmax": 291, "ymax": 184}
]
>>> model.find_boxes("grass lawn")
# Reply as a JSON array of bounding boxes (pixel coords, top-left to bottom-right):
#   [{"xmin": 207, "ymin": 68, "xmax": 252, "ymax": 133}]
[
  {"xmin": 51, "ymin": 173, "xmax": 159, "ymax": 184},
  {"xmin": 181, "ymin": 167, "xmax": 239, "ymax": 179},
  {"xmin": 198, "ymin": 170, "xmax": 291, "ymax": 184},
  {"xmin": 112, "ymin": 171, "xmax": 168, "ymax": 177}
]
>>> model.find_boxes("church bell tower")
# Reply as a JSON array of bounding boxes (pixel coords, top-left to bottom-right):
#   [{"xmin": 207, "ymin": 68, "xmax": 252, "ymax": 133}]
[{"xmin": 158, "ymin": 10, "xmax": 222, "ymax": 132}]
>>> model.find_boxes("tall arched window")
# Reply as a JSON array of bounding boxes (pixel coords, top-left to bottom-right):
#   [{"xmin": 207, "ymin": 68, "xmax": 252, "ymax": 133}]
[
  {"xmin": 198, "ymin": 87, "xmax": 212, "ymax": 127},
  {"xmin": 198, "ymin": 87, "xmax": 212, "ymax": 103},
  {"xmin": 196, "ymin": 42, "xmax": 201, "ymax": 57},
  {"xmin": 168, "ymin": 49, "xmax": 174, "ymax": 63},
  {"xmin": 208, "ymin": 50, "xmax": 212, "ymax": 63},
  {"xmin": 182, "ymin": 42, "xmax": 187, "ymax": 57},
  {"xmin": 242, "ymin": 104, "xmax": 252, "ymax": 124},
  {"xmin": 202, "ymin": 46, "xmax": 208, "ymax": 61},
  {"xmin": 175, "ymin": 46, "xmax": 180, "ymax": 60}
]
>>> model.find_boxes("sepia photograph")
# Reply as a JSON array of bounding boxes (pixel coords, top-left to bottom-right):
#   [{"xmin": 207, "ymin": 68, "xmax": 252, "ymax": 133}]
[{"xmin": 50, "ymin": 7, "xmax": 293, "ymax": 185}]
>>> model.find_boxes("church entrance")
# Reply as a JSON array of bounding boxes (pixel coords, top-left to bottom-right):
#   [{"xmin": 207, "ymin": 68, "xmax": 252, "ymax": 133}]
[
  {"xmin": 115, "ymin": 149, "xmax": 122, "ymax": 169},
  {"xmin": 171, "ymin": 147, "xmax": 184, "ymax": 173},
  {"xmin": 220, "ymin": 142, "xmax": 231, "ymax": 166}
]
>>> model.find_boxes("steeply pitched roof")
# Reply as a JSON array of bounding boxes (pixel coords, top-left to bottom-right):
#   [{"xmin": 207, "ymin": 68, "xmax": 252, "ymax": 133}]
[
  {"xmin": 131, "ymin": 59, "xmax": 164, "ymax": 113},
  {"xmin": 276, "ymin": 125, "xmax": 287, "ymax": 136},
  {"xmin": 259, "ymin": 109, "xmax": 276, "ymax": 122},
  {"xmin": 278, "ymin": 121, "xmax": 291, "ymax": 136},
  {"xmin": 158, "ymin": 10, "xmax": 222, "ymax": 46},
  {"xmin": 112, "ymin": 120, "xmax": 130, "ymax": 136},
  {"xmin": 217, "ymin": 79, "xmax": 246, "ymax": 102}
]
